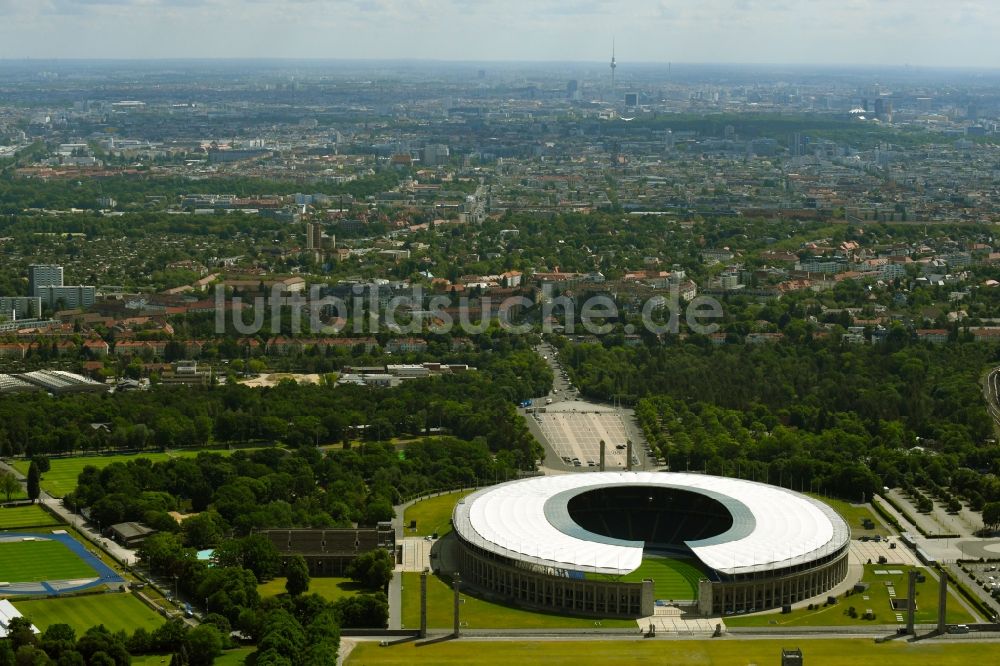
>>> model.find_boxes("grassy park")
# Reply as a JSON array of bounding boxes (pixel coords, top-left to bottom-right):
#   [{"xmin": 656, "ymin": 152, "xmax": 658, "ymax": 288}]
[
  {"xmin": 13, "ymin": 593, "xmax": 163, "ymax": 634},
  {"xmin": 258, "ymin": 576, "xmax": 373, "ymax": 603},
  {"xmin": 725, "ymin": 565, "xmax": 975, "ymax": 627},
  {"xmin": 402, "ymin": 490, "xmax": 473, "ymax": 538},
  {"xmin": 811, "ymin": 494, "xmax": 892, "ymax": 538},
  {"xmin": 347, "ymin": 638, "xmax": 1000, "ymax": 666},
  {"xmin": 400, "ymin": 572, "xmax": 636, "ymax": 630},
  {"xmin": 0, "ymin": 504, "xmax": 62, "ymax": 529},
  {"xmin": 0, "ymin": 538, "xmax": 97, "ymax": 582}
]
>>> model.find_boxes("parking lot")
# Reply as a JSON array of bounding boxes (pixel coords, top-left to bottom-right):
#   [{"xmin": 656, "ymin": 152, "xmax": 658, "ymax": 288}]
[{"xmin": 959, "ymin": 561, "xmax": 1000, "ymax": 603}]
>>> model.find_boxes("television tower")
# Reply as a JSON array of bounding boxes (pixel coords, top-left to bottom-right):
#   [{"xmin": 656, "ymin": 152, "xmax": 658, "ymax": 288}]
[{"xmin": 610, "ymin": 39, "xmax": 617, "ymax": 97}]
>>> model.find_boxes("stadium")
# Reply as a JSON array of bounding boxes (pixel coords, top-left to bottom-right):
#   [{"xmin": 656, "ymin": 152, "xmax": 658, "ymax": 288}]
[{"xmin": 451, "ymin": 472, "xmax": 850, "ymax": 618}]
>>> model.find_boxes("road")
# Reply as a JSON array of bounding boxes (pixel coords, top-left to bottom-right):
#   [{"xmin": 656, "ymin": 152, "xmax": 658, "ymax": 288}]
[{"xmin": 983, "ymin": 366, "xmax": 1000, "ymax": 429}]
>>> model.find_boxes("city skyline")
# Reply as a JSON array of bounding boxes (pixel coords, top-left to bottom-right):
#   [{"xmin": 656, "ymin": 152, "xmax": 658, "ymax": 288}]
[{"xmin": 0, "ymin": 0, "xmax": 997, "ymax": 68}]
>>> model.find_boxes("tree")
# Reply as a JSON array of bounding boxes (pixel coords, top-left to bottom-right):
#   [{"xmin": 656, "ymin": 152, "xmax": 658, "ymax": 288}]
[
  {"xmin": 182, "ymin": 511, "xmax": 226, "ymax": 550},
  {"xmin": 346, "ymin": 549, "xmax": 393, "ymax": 591},
  {"xmin": 983, "ymin": 502, "xmax": 1000, "ymax": 532},
  {"xmin": 31, "ymin": 456, "xmax": 50, "ymax": 474},
  {"xmin": 185, "ymin": 625, "xmax": 223, "ymax": 666},
  {"xmin": 26, "ymin": 462, "xmax": 40, "ymax": 503},
  {"xmin": 285, "ymin": 555, "xmax": 310, "ymax": 597},
  {"xmin": 212, "ymin": 535, "xmax": 280, "ymax": 582},
  {"xmin": 5, "ymin": 616, "xmax": 37, "ymax": 651},
  {"xmin": 0, "ymin": 470, "xmax": 21, "ymax": 502}
]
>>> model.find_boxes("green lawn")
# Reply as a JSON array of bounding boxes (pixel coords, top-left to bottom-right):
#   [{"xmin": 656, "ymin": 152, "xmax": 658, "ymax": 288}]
[
  {"xmin": 0, "ymin": 504, "xmax": 62, "ymax": 529},
  {"xmin": 615, "ymin": 556, "xmax": 706, "ymax": 600},
  {"xmin": 12, "ymin": 449, "xmax": 249, "ymax": 498},
  {"xmin": 348, "ymin": 639, "xmax": 1000, "ymax": 666},
  {"xmin": 0, "ymin": 538, "xmax": 97, "ymax": 582},
  {"xmin": 259, "ymin": 576, "xmax": 374, "ymax": 603},
  {"xmin": 401, "ymin": 572, "xmax": 636, "ymax": 630},
  {"xmin": 726, "ymin": 565, "xmax": 975, "ymax": 627},
  {"xmin": 403, "ymin": 491, "xmax": 473, "ymax": 538},
  {"xmin": 810, "ymin": 494, "xmax": 892, "ymax": 538},
  {"xmin": 13, "ymin": 593, "xmax": 164, "ymax": 634}
]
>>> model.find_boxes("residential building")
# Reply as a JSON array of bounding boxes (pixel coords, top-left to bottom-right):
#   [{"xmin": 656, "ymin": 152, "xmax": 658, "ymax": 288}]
[{"xmin": 28, "ymin": 265, "xmax": 63, "ymax": 297}]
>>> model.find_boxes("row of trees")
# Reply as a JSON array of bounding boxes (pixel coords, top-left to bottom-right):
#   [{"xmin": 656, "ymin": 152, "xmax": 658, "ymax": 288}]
[
  {"xmin": 66, "ymin": 436, "xmax": 516, "ymax": 536},
  {"xmin": 1, "ymin": 346, "xmax": 548, "ymax": 466},
  {"xmin": 0, "ymin": 616, "xmax": 227, "ymax": 666},
  {"xmin": 567, "ymin": 339, "xmax": 1000, "ymax": 504}
]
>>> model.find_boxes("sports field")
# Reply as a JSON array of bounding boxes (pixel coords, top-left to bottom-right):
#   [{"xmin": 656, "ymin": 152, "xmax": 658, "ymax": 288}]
[
  {"xmin": 617, "ymin": 555, "xmax": 706, "ymax": 600},
  {"xmin": 13, "ymin": 593, "xmax": 163, "ymax": 634},
  {"xmin": 11, "ymin": 449, "xmax": 248, "ymax": 497},
  {"xmin": 0, "ymin": 538, "xmax": 97, "ymax": 583},
  {"xmin": 403, "ymin": 490, "xmax": 473, "ymax": 538},
  {"xmin": 401, "ymin": 572, "xmax": 636, "ymax": 629},
  {"xmin": 347, "ymin": 638, "xmax": 1000, "ymax": 666},
  {"xmin": 0, "ymin": 505, "xmax": 62, "ymax": 530}
]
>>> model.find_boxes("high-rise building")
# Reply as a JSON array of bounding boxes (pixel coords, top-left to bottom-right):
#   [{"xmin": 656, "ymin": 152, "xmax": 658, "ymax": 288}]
[
  {"xmin": 422, "ymin": 144, "xmax": 450, "ymax": 166},
  {"xmin": 36, "ymin": 285, "xmax": 96, "ymax": 310},
  {"xmin": 624, "ymin": 92, "xmax": 639, "ymax": 108},
  {"xmin": 28, "ymin": 265, "xmax": 63, "ymax": 297},
  {"xmin": 26, "ymin": 264, "xmax": 95, "ymax": 310},
  {"xmin": 305, "ymin": 222, "xmax": 323, "ymax": 250},
  {"xmin": 0, "ymin": 297, "xmax": 42, "ymax": 319}
]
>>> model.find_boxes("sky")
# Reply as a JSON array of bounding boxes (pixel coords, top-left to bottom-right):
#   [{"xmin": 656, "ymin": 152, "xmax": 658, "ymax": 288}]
[{"xmin": 0, "ymin": 0, "xmax": 997, "ymax": 68}]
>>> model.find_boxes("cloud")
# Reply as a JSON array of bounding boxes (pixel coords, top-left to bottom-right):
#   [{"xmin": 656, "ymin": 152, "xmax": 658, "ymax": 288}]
[{"xmin": 0, "ymin": 0, "xmax": 997, "ymax": 65}]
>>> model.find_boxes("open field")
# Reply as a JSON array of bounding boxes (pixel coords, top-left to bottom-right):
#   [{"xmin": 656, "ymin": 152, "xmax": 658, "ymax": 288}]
[
  {"xmin": 0, "ymin": 504, "xmax": 62, "ymax": 529},
  {"xmin": 403, "ymin": 490, "xmax": 473, "ymax": 538},
  {"xmin": 259, "ymin": 576, "xmax": 373, "ymax": 603},
  {"xmin": 726, "ymin": 565, "xmax": 975, "ymax": 627},
  {"xmin": 0, "ymin": 538, "xmax": 97, "ymax": 582},
  {"xmin": 401, "ymin": 572, "xmax": 636, "ymax": 630},
  {"xmin": 811, "ymin": 494, "xmax": 892, "ymax": 538},
  {"xmin": 12, "ymin": 593, "xmax": 163, "ymax": 634},
  {"xmin": 11, "ymin": 448, "xmax": 252, "ymax": 497},
  {"xmin": 347, "ymin": 638, "xmax": 1000, "ymax": 666},
  {"xmin": 617, "ymin": 556, "xmax": 706, "ymax": 600}
]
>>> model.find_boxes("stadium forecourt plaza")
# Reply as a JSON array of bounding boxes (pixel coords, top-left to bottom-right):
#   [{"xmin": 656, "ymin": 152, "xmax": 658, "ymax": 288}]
[{"xmin": 451, "ymin": 472, "xmax": 850, "ymax": 618}]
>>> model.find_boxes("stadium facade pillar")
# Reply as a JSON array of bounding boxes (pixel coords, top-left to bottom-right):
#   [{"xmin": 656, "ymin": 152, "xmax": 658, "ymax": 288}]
[
  {"xmin": 626, "ymin": 440, "xmax": 633, "ymax": 471},
  {"xmin": 420, "ymin": 569, "xmax": 428, "ymax": 638},
  {"xmin": 906, "ymin": 569, "xmax": 917, "ymax": 634},
  {"xmin": 698, "ymin": 579, "xmax": 714, "ymax": 615},
  {"xmin": 453, "ymin": 573, "xmax": 461, "ymax": 637},
  {"xmin": 937, "ymin": 570, "xmax": 948, "ymax": 634},
  {"xmin": 600, "ymin": 440, "xmax": 606, "ymax": 472}
]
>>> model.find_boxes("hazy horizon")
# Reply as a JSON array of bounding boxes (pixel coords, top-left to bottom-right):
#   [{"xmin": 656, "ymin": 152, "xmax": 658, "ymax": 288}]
[{"xmin": 0, "ymin": 1, "xmax": 997, "ymax": 68}]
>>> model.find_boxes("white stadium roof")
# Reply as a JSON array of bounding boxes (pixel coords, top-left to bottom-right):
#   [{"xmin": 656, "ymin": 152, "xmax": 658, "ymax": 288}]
[{"xmin": 452, "ymin": 472, "xmax": 849, "ymax": 576}]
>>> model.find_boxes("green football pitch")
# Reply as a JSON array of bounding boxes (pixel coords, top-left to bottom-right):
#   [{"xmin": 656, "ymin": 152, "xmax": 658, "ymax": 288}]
[
  {"xmin": 0, "ymin": 538, "xmax": 97, "ymax": 583},
  {"xmin": 614, "ymin": 555, "xmax": 706, "ymax": 600},
  {"xmin": 0, "ymin": 505, "xmax": 62, "ymax": 530},
  {"xmin": 14, "ymin": 593, "xmax": 163, "ymax": 634}
]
